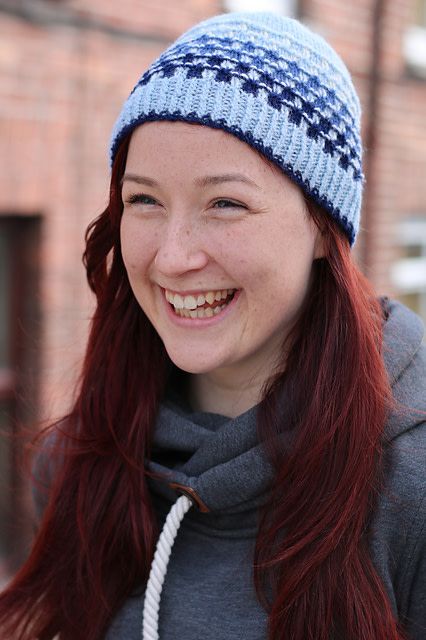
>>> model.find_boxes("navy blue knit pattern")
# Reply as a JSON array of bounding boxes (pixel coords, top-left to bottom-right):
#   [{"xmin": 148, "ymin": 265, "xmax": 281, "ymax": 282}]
[{"xmin": 110, "ymin": 12, "xmax": 364, "ymax": 245}]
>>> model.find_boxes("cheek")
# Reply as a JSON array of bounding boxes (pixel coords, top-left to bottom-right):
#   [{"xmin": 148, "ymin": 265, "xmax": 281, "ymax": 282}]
[
  {"xmin": 268, "ymin": 217, "xmax": 317, "ymax": 270},
  {"xmin": 237, "ymin": 221, "xmax": 316, "ymax": 309},
  {"xmin": 120, "ymin": 218, "xmax": 158, "ymax": 275}
]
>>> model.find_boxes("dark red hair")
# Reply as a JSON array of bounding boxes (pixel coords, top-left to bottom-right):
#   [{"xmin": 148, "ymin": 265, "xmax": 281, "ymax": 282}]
[{"xmin": 0, "ymin": 137, "xmax": 406, "ymax": 639}]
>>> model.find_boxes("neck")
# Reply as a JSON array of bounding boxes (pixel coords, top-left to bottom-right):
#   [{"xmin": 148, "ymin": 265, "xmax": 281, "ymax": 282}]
[{"xmin": 189, "ymin": 363, "xmax": 277, "ymax": 418}]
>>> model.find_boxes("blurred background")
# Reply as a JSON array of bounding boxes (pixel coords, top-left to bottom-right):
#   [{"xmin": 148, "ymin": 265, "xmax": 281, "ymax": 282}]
[{"xmin": 0, "ymin": 0, "xmax": 425, "ymax": 581}]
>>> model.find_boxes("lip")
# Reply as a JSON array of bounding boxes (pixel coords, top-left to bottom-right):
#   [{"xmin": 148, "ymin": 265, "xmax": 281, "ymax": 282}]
[{"xmin": 160, "ymin": 287, "xmax": 241, "ymax": 327}]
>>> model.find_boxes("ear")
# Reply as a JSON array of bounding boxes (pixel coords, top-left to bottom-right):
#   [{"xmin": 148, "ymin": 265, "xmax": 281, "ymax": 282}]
[
  {"xmin": 303, "ymin": 196, "xmax": 326, "ymax": 260},
  {"xmin": 313, "ymin": 225, "xmax": 326, "ymax": 260}
]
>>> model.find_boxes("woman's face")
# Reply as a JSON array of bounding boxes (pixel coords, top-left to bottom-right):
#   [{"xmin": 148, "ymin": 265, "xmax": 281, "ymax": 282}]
[{"xmin": 121, "ymin": 122, "xmax": 322, "ymax": 378}]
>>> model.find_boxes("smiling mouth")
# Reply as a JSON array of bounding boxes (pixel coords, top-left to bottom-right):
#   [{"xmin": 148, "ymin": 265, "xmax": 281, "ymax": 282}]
[{"xmin": 164, "ymin": 288, "xmax": 237, "ymax": 318}]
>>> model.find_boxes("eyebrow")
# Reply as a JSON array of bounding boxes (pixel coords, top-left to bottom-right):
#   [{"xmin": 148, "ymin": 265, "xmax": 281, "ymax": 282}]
[
  {"xmin": 121, "ymin": 172, "xmax": 260, "ymax": 190},
  {"xmin": 195, "ymin": 173, "xmax": 260, "ymax": 189},
  {"xmin": 121, "ymin": 174, "xmax": 157, "ymax": 187}
]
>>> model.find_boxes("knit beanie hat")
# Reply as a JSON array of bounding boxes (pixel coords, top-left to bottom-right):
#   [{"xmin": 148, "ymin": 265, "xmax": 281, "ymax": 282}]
[{"xmin": 110, "ymin": 12, "xmax": 363, "ymax": 245}]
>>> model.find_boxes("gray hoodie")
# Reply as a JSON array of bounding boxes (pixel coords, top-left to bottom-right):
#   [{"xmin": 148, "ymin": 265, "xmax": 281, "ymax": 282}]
[{"xmin": 105, "ymin": 299, "xmax": 426, "ymax": 640}]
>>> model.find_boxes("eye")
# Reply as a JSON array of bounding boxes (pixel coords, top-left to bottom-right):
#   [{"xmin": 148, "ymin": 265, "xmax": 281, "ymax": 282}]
[
  {"xmin": 212, "ymin": 199, "xmax": 246, "ymax": 209},
  {"xmin": 124, "ymin": 193, "xmax": 159, "ymax": 206}
]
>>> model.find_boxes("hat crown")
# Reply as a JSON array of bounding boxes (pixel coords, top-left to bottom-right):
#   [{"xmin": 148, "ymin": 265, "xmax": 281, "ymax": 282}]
[{"xmin": 110, "ymin": 12, "xmax": 363, "ymax": 245}]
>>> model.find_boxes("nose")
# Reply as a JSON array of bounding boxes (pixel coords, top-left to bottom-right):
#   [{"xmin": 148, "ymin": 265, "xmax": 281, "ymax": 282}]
[{"xmin": 154, "ymin": 219, "xmax": 209, "ymax": 278}]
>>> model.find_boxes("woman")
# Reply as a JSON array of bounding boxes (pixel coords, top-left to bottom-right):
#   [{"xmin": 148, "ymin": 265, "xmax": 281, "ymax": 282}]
[{"xmin": 0, "ymin": 11, "xmax": 424, "ymax": 640}]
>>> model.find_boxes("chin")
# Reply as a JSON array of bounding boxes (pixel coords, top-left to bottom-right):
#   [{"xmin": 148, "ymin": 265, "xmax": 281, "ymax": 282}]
[{"xmin": 164, "ymin": 347, "xmax": 228, "ymax": 376}]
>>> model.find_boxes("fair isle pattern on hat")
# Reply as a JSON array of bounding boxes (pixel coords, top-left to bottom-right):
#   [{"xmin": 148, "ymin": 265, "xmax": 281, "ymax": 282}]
[{"xmin": 110, "ymin": 12, "xmax": 363, "ymax": 245}]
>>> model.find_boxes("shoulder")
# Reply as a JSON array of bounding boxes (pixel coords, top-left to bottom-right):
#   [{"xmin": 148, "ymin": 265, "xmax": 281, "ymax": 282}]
[
  {"xmin": 380, "ymin": 421, "xmax": 426, "ymax": 525},
  {"xmin": 380, "ymin": 299, "xmax": 426, "ymax": 519},
  {"xmin": 367, "ymin": 300, "xmax": 426, "ymax": 632},
  {"xmin": 370, "ymin": 420, "xmax": 426, "ymax": 629}
]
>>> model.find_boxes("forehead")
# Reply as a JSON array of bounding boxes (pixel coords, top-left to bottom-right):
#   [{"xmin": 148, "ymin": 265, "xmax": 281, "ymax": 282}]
[{"xmin": 125, "ymin": 121, "xmax": 277, "ymax": 182}]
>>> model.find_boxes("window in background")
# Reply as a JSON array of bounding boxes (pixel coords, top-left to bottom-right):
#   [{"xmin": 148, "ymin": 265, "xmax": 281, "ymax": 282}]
[
  {"xmin": 391, "ymin": 217, "xmax": 426, "ymax": 326},
  {"xmin": 404, "ymin": 0, "xmax": 426, "ymax": 77},
  {"xmin": 415, "ymin": 0, "xmax": 426, "ymax": 25},
  {"xmin": 223, "ymin": 0, "xmax": 298, "ymax": 16}
]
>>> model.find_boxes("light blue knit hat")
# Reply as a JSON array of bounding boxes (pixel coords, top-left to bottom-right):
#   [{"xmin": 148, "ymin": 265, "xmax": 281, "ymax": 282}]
[{"xmin": 110, "ymin": 12, "xmax": 363, "ymax": 245}]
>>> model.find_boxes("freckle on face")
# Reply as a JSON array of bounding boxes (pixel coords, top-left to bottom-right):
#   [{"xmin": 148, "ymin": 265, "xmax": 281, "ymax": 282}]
[{"xmin": 120, "ymin": 121, "xmax": 320, "ymax": 379}]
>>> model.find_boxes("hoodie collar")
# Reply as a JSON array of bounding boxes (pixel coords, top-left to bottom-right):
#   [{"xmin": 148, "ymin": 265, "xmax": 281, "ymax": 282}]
[
  {"xmin": 148, "ymin": 401, "xmax": 275, "ymax": 524},
  {"xmin": 148, "ymin": 299, "xmax": 424, "ymax": 521}
]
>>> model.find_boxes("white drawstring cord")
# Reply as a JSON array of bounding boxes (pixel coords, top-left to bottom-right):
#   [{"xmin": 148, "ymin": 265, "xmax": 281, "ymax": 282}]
[{"xmin": 142, "ymin": 494, "xmax": 193, "ymax": 640}]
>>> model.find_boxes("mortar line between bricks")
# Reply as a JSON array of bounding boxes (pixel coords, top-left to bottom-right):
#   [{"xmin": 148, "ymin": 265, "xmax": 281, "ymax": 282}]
[{"xmin": 0, "ymin": 1, "xmax": 172, "ymax": 45}]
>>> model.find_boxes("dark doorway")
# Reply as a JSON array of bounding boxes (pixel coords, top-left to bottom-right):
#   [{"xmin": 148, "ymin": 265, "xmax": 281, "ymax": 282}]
[{"xmin": 0, "ymin": 214, "xmax": 41, "ymax": 575}]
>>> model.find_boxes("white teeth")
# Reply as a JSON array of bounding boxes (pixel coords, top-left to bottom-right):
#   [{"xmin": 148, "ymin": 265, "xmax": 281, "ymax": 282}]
[
  {"xmin": 165, "ymin": 288, "xmax": 236, "ymax": 314},
  {"xmin": 183, "ymin": 295, "xmax": 197, "ymax": 310},
  {"xmin": 173, "ymin": 302, "xmax": 229, "ymax": 319},
  {"xmin": 173, "ymin": 293, "xmax": 184, "ymax": 309}
]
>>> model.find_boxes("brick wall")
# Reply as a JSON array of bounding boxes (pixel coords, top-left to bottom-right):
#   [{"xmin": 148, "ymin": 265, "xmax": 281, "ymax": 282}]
[
  {"xmin": 69, "ymin": 0, "xmax": 218, "ymax": 38},
  {"xmin": 307, "ymin": 0, "xmax": 426, "ymax": 295},
  {"xmin": 0, "ymin": 0, "xmax": 222, "ymax": 420},
  {"xmin": 0, "ymin": 0, "xmax": 425, "ymax": 423}
]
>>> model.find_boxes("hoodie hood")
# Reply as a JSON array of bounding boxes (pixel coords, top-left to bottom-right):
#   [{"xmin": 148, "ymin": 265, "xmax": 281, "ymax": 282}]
[
  {"xmin": 383, "ymin": 299, "xmax": 424, "ymax": 386},
  {"xmin": 148, "ymin": 400, "xmax": 274, "ymax": 534},
  {"xmin": 147, "ymin": 299, "xmax": 425, "ymax": 521},
  {"xmin": 383, "ymin": 299, "xmax": 425, "ymax": 438}
]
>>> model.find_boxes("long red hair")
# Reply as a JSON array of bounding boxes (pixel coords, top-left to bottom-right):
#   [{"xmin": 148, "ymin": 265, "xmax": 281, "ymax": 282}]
[{"xmin": 0, "ymin": 137, "xmax": 405, "ymax": 639}]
